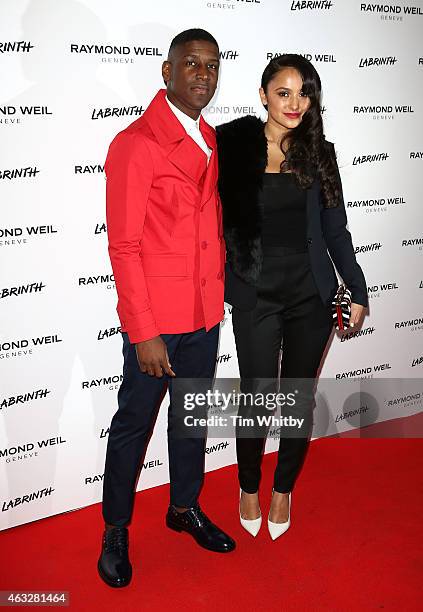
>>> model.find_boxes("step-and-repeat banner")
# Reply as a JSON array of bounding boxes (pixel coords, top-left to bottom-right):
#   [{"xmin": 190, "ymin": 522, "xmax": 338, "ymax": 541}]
[{"xmin": 1, "ymin": 0, "xmax": 422, "ymax": 529}]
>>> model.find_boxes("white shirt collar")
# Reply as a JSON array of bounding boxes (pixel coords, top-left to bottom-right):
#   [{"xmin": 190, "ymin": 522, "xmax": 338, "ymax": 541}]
[
  {"xmin": 165, "ymin": 93, "xmax": 211, "ymax": 163},
  {"xmin": 165, "ymin": 94, "xmax": 201, "ymax": 132}
]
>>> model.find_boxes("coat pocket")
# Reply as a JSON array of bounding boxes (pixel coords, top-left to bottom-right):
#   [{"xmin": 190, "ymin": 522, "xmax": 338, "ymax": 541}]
[{"xmin": 141, "ymin": 254, "xmax": 188, "ymax": 277}]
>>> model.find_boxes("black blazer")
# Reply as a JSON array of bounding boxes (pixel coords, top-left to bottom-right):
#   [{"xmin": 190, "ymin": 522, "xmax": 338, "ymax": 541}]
[{"xmin": 215, "ymin": 115, "xmax": 368, "ymax": 312}]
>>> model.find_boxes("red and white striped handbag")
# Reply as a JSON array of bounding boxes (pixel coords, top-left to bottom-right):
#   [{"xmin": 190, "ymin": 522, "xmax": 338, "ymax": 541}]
[{"xmin": 331, "ymin": 284, "xmax": 352, "ymax": 331}]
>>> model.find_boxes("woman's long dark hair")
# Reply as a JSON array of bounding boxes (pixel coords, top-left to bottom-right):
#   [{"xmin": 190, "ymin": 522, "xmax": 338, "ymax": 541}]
[{"xmin": 261, "ymin": 54, "xmax": 340, "ymax": 208}]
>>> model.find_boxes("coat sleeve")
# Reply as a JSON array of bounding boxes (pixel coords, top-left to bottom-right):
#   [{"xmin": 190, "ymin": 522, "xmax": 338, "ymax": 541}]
[
  {"xmin": 321, "ymin": 144, "xmax": 369, "ymax": 307},
  {"xmin": 105, "ymin": 130, "xmax": 160, "ymax": 343}
]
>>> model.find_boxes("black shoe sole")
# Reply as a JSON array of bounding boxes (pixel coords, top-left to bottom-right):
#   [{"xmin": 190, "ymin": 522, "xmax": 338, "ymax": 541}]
[
  {"xmin": 97, "ymin": 559, "xmax": 132, "ymax": 588},
  {"xmin": 166, "ymin": 517, "xmax": 236, "ymax": 553}
]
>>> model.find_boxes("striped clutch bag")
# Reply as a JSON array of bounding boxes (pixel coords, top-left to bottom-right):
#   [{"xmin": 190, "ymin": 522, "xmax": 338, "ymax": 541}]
[{"xmin": 331, "ymin": 284, "xmax": 352, "ymax": 331}]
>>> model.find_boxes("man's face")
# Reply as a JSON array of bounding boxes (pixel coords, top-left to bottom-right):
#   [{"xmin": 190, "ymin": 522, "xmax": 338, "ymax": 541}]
[{"xmin": 162, "ymin": 40, "xmax": 220, "ymax": 119}]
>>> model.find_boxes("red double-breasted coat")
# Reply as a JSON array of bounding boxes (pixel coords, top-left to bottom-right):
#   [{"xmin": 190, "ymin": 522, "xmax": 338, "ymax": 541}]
[{"xmin": 105, "ymin": 89, "xmax": 225, "ymax": 343}]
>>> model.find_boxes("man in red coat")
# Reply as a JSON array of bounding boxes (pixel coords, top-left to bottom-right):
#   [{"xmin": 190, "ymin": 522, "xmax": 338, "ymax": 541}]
[{"xmin": 98, "ymin": 29, "xmax": 235, "ymax": 588}]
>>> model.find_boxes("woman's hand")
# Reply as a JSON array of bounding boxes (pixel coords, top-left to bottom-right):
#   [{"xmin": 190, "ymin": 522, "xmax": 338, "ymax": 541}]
[{"xmin": 349, "ymin": 303, "xmax": 366, "ymax": 328}]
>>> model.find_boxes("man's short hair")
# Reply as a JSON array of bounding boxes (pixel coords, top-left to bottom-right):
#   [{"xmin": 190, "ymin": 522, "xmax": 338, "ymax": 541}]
[{"xmin": 168, "ymin": 29, "xmax": 219, "ymax": 56}]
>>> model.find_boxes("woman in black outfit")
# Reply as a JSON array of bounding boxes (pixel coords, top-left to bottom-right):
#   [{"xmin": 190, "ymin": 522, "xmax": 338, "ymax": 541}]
[{"xmin": 216, "ymin": 54, "xmax": 368, "ymax": 540}]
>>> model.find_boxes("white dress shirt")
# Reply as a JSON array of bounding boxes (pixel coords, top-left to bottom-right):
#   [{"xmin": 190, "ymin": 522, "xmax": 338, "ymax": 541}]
[{"xmin": 165, "ymin": 95, "xmax": 212, "ymax": 164}]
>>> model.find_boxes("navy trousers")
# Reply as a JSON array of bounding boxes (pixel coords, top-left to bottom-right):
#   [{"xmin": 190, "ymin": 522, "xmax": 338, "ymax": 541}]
[{"xmin": 102, "ymin": 325, "xmax": 219, "ymax": 527}]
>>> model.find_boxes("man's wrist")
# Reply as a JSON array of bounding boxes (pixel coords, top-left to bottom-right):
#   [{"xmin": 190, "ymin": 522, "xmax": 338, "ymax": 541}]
[{"xmin": 127, "ymin": 323, "xmax": 160, "ymax": 344}]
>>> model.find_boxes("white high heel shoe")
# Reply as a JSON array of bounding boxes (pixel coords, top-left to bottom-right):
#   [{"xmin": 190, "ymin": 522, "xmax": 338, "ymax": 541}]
[
  {"xmin": 239, "ymin": 489, "xmax": 262, "ymax": 537},
  {"xmin": 268, "ymin": 491, "xmax": 291, "ymax": 540}
]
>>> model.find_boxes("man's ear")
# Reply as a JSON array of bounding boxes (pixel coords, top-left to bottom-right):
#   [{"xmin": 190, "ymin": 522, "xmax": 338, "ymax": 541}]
[{"xmin": 162, "ymin": 60, "xmax": 171, "ymax": 85}]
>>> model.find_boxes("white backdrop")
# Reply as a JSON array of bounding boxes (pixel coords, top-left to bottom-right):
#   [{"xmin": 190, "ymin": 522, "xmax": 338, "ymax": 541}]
[{"xmin": 1, "ymin": 0, "xmax": 422, "ymax": 530}]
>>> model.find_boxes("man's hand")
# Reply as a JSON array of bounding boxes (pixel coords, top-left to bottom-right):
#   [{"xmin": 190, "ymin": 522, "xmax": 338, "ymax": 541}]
[
  {"xmin": 349, "ymin": 303, "xmax": 366, "ymax": 328},
  {"xmin": 135, "ymin": 336, "xmax": 176, "ymax": 377}
]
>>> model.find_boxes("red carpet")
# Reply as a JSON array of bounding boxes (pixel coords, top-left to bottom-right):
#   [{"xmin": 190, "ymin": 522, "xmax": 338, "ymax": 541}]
[{"xmin": 1, "ymin": 437, "xmax": 421, "ymax": 611}]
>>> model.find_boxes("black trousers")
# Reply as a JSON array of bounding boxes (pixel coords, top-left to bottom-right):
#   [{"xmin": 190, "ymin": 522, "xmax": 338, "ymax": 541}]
[
  {"xmin": 102, "ymin": 325, "xmax": 219, "ymax": 527},
  {"xmin": 232, "ymin": 247, "xmax": 333, "ymax": 494}
]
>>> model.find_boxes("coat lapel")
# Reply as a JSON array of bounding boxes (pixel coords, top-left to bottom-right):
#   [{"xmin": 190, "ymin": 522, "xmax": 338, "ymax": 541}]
[
  {"xmin": 167, "ymin": 138, "xmax": 207, "ymax": 187},
  {"xmin": 143, "ymin": 89, "xmax": 208, "ymax": 189},
  {"xmin": 198, "ymin": 116, "xmax": 217, "ymax": 208},
  {"xmin": 306, "ymin": 179, "xmax": 320, "ymax": 230}
]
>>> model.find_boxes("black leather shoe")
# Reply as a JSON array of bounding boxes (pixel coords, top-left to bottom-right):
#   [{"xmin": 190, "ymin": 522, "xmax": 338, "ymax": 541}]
[
  {"xmin": 166, "ymin": 504, "xmax": 236, "ymax": 553},
  {"xmin": 97, "ymin": 527, "xmax": 132, "ymax": 588}
]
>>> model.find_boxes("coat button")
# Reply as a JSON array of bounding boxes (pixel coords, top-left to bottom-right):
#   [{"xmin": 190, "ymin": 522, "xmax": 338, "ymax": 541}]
[
  {"xmin": 307, "ymin": 238, "xmax": 312, "ymax": 245},
  {"xmin": 201, "ymin": 241, "xmax": 207, "ymax": 250},
  {"xmin": 217, "ymin": 271, "xmax": 223, "ymax": 280},
  {"xmin": 201, "ymin": 278, "xmax": 206, "ymax": 287}
]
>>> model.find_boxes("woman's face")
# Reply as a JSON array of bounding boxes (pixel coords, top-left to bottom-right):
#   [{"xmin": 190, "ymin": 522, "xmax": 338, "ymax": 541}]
[{"xmin": 260, "ymin": 66, "xmax": 311, "ymax": 131}]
